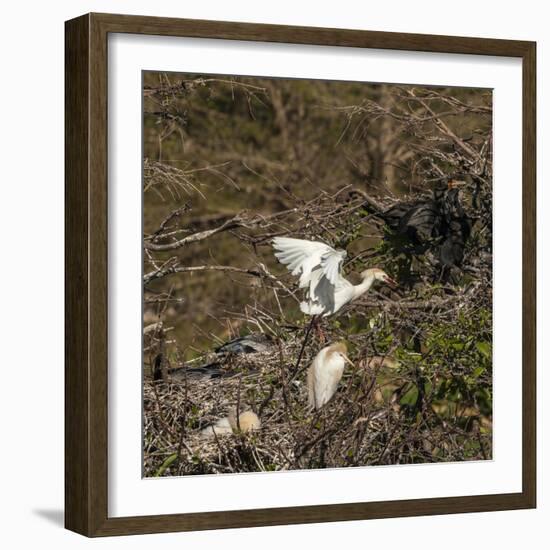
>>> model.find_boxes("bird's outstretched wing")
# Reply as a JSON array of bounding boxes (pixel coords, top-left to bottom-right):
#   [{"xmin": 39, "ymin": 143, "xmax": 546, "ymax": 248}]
[
  {"xmin": 272, "ymin": 237, "xmax": 346, "ymax": 286},
  {"xmin": 272, "ymin": 237, "xmax": 347, "ymax": 314}
]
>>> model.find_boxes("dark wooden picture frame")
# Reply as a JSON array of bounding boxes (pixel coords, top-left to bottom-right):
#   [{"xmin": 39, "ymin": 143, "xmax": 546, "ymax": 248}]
[{"xmin": 65, "ymin": 12, "xmax": 536, "ymax": 537}]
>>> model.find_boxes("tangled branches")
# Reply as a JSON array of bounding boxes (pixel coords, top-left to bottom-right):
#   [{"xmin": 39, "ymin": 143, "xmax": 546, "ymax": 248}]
[{"xmin": 144, "ymin": 279, "xmax": 491, "ymax": 476}]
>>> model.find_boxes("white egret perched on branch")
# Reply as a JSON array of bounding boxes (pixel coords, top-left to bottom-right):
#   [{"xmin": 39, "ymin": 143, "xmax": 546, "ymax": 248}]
[
  {"xmin": 272, "ymin": 237, "xmax": 397, "ymax": 316},
  {"xmin": 272, "ymin": 236, "xmax": 397, "ymax": 367},
  {"xmin": 308, "ymin": 342, "xmax": 354, "ymax": 410}
]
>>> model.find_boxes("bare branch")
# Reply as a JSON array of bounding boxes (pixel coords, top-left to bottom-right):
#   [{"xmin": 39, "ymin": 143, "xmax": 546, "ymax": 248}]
[
  {"xmin": 144, "ymin": 264, "xmax": 264, "ymax": 286},
  {"xmin": 144, "ymin": 208, "xmax": 298, "ymax": 251}
]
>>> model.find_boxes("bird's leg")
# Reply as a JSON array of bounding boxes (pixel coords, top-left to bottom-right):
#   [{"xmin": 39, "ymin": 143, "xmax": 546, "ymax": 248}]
[
  {"xmin": 294, "ymin": 315, "xmax": 317, "ymax": 372},
  {"xmin": 314, "ymin": 318, "xmax": 327, "ymax": 346}
]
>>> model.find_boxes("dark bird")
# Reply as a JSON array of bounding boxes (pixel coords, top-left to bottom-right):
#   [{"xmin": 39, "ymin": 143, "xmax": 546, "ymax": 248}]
[
  {"xmin": 381, "ymin": 189, "xmax": 446, "ymax": 245},
  {"xmin": 438, "ymin": 217, "xmax": 472, "ymax": 269},
  {"xmin": 365, "ymin": 180, "xmax": 474, "ymax": 278},
  {"xmin": 215, "ymin": 333, "xmax": 273, "ymax": 354},
  {"xmin": 166, "ymin": 333, "xmax": 273, "ymax": 382}
]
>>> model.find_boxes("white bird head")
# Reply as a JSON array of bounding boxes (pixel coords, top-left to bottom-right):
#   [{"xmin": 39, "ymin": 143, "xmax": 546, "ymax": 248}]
[
  {"xmin": 360, "ymin": 268, "xmax": 398, "ymax": 288},
  {"xmin": 326, "ymin": 341, "xmax": 354, "ymax": 367}
]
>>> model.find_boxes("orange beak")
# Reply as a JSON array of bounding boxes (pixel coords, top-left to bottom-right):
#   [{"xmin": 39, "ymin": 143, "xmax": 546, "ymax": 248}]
[
  {"xmin": 385, "ymin": 276, "xmax": 398, "ymax": 288},
  {"xmin": 342, "ymin": 354, "xmax": 355, "ymax": 368}
]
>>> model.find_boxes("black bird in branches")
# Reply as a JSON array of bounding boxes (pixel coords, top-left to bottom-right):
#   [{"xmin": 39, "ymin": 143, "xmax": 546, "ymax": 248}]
[
  {"xmin": 364, "ymin": 180, "xmax": 474, "ymax": 278},
  {"xmin": 214, "ymin": 333, "xmax": 273, "ymax": 355},
  {"xmin": 163, "ymin": 333, "xmax": 273, "ymax": 382}
]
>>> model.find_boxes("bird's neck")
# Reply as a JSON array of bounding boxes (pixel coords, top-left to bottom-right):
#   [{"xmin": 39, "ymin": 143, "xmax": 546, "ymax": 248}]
[{"xmin": 353, "ymin": 273, "xmax": 376, "ymax": 299}]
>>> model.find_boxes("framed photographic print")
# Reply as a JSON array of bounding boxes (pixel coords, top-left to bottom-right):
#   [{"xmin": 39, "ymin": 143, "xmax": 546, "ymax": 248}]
[{"xmin": 65, "ymin": 13, "xmax": 536, "ymax": 536}]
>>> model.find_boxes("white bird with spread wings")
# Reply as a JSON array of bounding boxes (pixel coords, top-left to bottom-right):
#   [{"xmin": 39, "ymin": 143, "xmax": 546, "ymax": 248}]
[{"xmin": 272, "ymin": 237, "xmax": 397, "ymax": 317}]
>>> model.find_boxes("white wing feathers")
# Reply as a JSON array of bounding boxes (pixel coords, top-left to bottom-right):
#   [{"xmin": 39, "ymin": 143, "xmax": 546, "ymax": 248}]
[
  {"xmin": 272, "ymin": 237, "xmax": 331, "ymax": 287},
  {"xmin": 272, "ymin": 237, "xmax": 347, "ymax": 315},
  {"xmin": 320, "ymin": 248, "xmax": 345, "ymax": 285}
]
